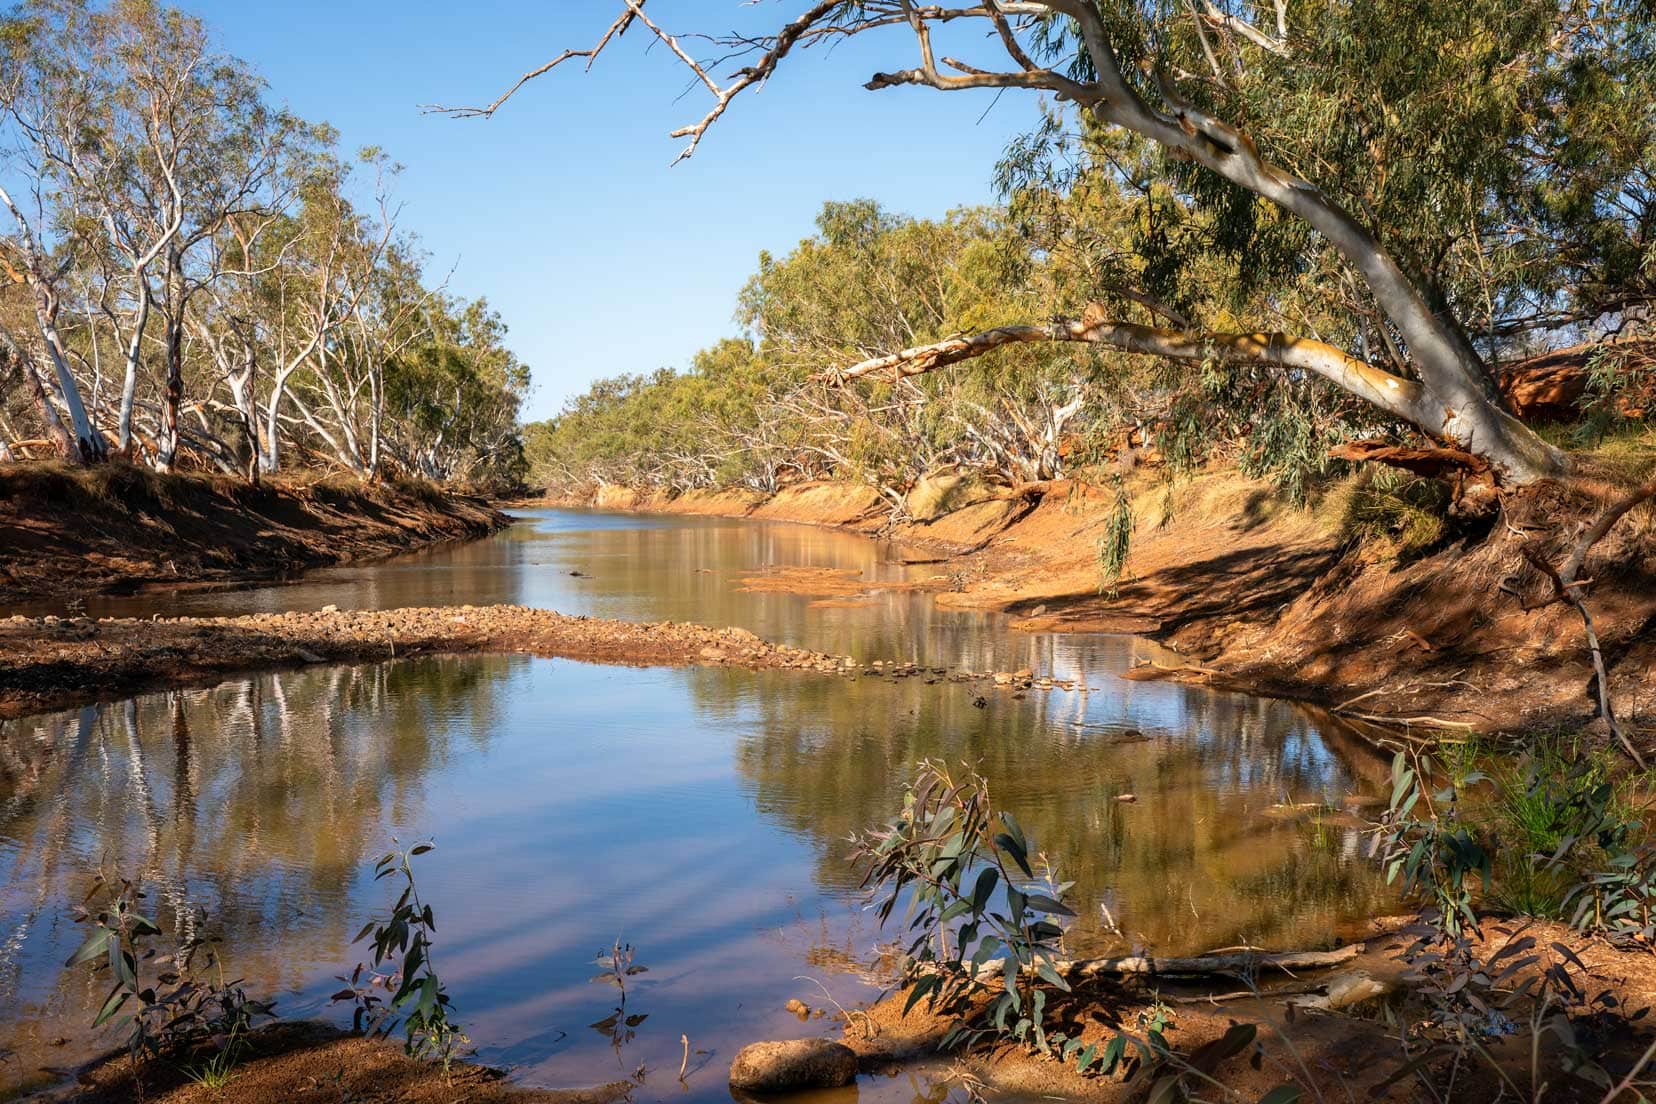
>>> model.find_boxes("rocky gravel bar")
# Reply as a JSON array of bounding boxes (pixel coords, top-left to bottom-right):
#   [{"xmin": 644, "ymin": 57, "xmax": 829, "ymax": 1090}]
[
  {"xmin": 0, "ymin": 605, "xmax": 1095, "ymax": 719},
  {"xmin": 0, "ymin": 605, "xmax": 847, "ymax": 717}
]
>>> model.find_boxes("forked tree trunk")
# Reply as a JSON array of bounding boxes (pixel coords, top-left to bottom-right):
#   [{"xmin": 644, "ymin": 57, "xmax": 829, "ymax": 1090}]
[
  {"xmin": 855, "ymin": 2, "xmax": 1570, "ymax": 484},
  {"xmin": 1064, "ymin": 20, "xmax": 1567, "ymax": 483},
  {"xmin": 115, "ymin": 289, "xmax": 152, "ymax": 452},
  {"xmin": 0, "ymin": 327, "xmax": 78, "ymax": 462}
]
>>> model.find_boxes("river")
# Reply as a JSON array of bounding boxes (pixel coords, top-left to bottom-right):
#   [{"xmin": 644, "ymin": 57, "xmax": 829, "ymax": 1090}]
[{"xmin": 0, "ymin": 507, "xmax": 1395, "ymax": 1101}]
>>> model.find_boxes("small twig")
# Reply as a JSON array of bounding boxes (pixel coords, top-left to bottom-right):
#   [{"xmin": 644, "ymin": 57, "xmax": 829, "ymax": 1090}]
[
  {"xmin": 1600, "ymin": 1031, "xmax": 1656, "ymax": 1103},
  {"xmin": 1332, "ymin": 687, "xmax": 1386, "ymax": 713},
  {"xmin": 793, "ymin": 974, "xmax": 879, "ymax": 1040},
  {"xmin": 678, "ymin": 1034, "xmax": 689, "ymax": 1082},
  {"xmin": 1338, "ymin": 711, "xmax": 1480, "ymax": 730}
]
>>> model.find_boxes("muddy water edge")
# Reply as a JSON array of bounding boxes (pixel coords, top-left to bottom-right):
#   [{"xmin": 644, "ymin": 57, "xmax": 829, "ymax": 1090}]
[{"xmin": 0, "ymin": 508, "xmax": 1399, "ymax": 1102}]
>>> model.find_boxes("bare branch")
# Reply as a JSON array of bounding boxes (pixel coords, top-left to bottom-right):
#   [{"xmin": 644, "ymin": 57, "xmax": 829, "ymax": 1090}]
[
  {"xmin": 1200, "ymin": 0, "xmax": 1290, "ymax": 55},
  {"xmin": 421, "ymin": 6, "xmax": 642, "ymax": 119}
]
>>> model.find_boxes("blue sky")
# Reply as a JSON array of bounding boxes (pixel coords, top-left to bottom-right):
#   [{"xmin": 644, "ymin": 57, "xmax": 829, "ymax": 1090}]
[{"xmin": 179, "ymin": 2, "xmax": 1044, "ymax": 421}]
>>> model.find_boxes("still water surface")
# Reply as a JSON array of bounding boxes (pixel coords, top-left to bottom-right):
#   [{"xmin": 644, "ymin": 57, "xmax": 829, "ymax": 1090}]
[{"xmin": 0, "ymin": 509, "xmax": 1394, "ymax": 1099}]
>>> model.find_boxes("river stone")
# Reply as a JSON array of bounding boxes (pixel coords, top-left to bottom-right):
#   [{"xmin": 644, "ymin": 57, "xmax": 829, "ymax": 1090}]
[
  {"xmin": 1284, "ymin": 969, "xmax": 1393, "ymax": 1013},
  {"xmin": 729, "ymin": 1039, "xmax": 858, "ymax": 1093}
]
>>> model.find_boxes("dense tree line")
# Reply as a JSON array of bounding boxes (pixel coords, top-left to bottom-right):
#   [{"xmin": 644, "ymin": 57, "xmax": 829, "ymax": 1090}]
[
  {"xmin": 518, "ymin": 1, "xmax": 1652, "ymax": 508},
  {"xmin": 0, "ymin": 0, "xmax": 528, "ymax": 486},
  {"xmin": 528, "ymin": 199, "xmax": 1119, "ymax": 508}
]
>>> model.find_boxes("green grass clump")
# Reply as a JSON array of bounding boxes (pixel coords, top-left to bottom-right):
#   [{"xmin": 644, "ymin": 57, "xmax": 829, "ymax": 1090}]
[
  {"xmin": 1316, "ymin": 467, "xmax": 1451, "ymax": 562},
  {"xmin": 1483, "ymin": 735, "xmax": 1645, "ymax": 919}
]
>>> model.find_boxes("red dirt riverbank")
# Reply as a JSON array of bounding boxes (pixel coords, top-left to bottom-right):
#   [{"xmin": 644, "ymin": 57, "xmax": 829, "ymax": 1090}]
[
  {"xmin": 0, "ymin": 463, "xmax": 505, "ymax": 605},
  {"xmin": 529, "ymin": 473, "xmax": 1656, "ymax": 745}
]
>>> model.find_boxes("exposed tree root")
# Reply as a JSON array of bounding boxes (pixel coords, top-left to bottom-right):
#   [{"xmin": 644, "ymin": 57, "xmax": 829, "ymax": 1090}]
[
  {"xmin": 1327, "ymin": 440, "xmax": 1488, "ymax": 481},
  {"xmin": 1519, "ymin": 476, "xmax": 1656, "ymax": 768}
]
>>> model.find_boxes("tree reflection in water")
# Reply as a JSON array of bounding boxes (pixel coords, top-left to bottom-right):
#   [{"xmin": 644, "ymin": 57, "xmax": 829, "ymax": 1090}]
[
  {"xmin": 719, "ymin": 665, "xmax": 1395, "ymax": 955},
  {"xmin": 1, "ymin": 649, "xmax": 1393, "ymax": 1100},
  {"xmin": 0, "ymin": 658, "xmax": 515, "ymax": 1095}
]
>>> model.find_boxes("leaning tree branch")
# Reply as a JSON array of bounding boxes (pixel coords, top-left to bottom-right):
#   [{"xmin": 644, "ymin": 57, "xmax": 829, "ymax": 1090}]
[
  {"xmin": 1560, "ymin": 478, "xmax": 1656, "ymax": 589},
  {"xmin": 436, "ymin": 0, "xmax": 1567, "ymax": 481},
  {"xmin": 425, "ymin": 0, "xmax": 850, "ymax": 162},
  {"xmin": 822, "ymin": 310, "xmax": 1434, "ymax": 428},
  {"xmin": 1200, "ymin": 0, "xmax": 1290, "ymax": 56}
]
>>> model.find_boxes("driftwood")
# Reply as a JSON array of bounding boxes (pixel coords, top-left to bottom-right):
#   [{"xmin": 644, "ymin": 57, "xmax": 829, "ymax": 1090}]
[
  {"xmin": 1066, "ymin": 944, "xmax": 1362, "ymax": 978},
  {"xmin": 960, "ymin": 943, "xmax": 1364, "ymax": 983},
  {"xmin": 1170, "ymin": 969, "xmax": 1394, "ymax": 1011}
]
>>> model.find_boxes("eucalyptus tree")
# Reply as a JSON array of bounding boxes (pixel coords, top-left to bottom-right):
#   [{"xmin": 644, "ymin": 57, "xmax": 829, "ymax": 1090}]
[
  {"xmin": 378, "ymin": 295, "xmax": 528, "ymax": 484},
  {"xmin": 0, "ymin": 0, "xmax": 528, "ymax": 484},
  {"xmin": 738, "ymin": 199, "xmax": 1100, "ymax": 492},
  {"xmin": 247, "ymin": 157, "xmax": 399, "ymax": 475},
  {"xmin": 101, "ymin": 0, "xmax": 304, "ymax": 471},
  {"xmin": 0, "ymin": 0, "xmax": 110, "ymax": 462},
  {"xmin": 0, "ymin": 0, "xmax": 312, "ymax": 468},
  {"xmin": 287, "ymin": 180, "xmax": 436, "ymax": 478},
  {"xmin": 190, "ymin": 207, "xmax": 296, "ymax": 480},
  {"xmin": 526, "ymin": 199, "xmax": 1107, "ymax": 500},
  {"xmin": 442, "ymin": 0, "xmax": 1656, "ymax": 486}
]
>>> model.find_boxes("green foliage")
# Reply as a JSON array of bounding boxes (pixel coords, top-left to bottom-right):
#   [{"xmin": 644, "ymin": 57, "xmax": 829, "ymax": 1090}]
[
  {"xmin": 1048, "ymin": 0, "xmax": 1656, "ymax": 352},
  {"xmin": 1335, "ymin": 741, "xmax": 1656, "ymax": 1097},
  {"xmin": 1575, "ymin": 343, "xmax": 1656, "ymax": 445},
  {"xmin": 526, "ymin": 199, "xmax": 1103, "ymax": 503},
  {"xmin": 381, "ymin": 296, "xmax": 530, "ymax": 487},
  {"xmin": 1567, "ymin": 840, "xmax": 1656, "ymax": 945},
  {"xmin": 332, "ymin": 842, "xmax": 468, "ymax": 1071},
  {"xmin": 1095, "ymin": 477, "xmax": 1134, "ymax": 595},
  {"xmin": 531, "ymin": 25, "xmax": 1656, "ymax": 504},
  {"xmin": 1370, "ymin": 750, "xmax": 1493, "ymax": 940},
  {"xmin": 0, "ymin": 0, "xmax": 526, "ymax": 484},
  {"xmin": 1368, "ymin": 735, "xmax": 1656, "ymax": 945},
  {"xmin": 1327, "ymin": 469, "xmax": 1451, "ymax": 561},
  {"xmin": 65, "ymin": 875, "xmax": 276, "ymax": 1086},
  {"xmin": 1375, "ymin": 920, "xmax": 1635, "ymax": 1100},
  {"xmin": 851, "ymin": 761, "xmax": 1152, "ymax": 1078},
  {"xmin": 66, "ymin": 876, "xmax": 164, "ymax": 1045},
  {"xmin": 845, "ymin": 748, "xmax": 1656, "ymax": 1102}
]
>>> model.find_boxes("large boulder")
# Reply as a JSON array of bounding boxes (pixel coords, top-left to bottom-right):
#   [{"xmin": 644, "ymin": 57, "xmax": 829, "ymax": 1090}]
[
  {"xmin": 905, "ymin": 469, "xmax": 995, "ymax": 523},
  {"xmin": 728, "ymin": 1039, "xmax": 858, "ymax": 1093}
]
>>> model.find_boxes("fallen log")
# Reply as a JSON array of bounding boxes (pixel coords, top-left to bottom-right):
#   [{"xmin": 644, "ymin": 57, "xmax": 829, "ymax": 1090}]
[{"xmin": 1067, "ymin": 944, "xmax": 1362, "ymax": 978}]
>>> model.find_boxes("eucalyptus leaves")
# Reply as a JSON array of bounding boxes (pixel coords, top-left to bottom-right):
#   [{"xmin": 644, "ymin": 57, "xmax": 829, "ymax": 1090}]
[{"xmin": 853, "ymin": 760, "xmax": 1154, "ymax": 1078}]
